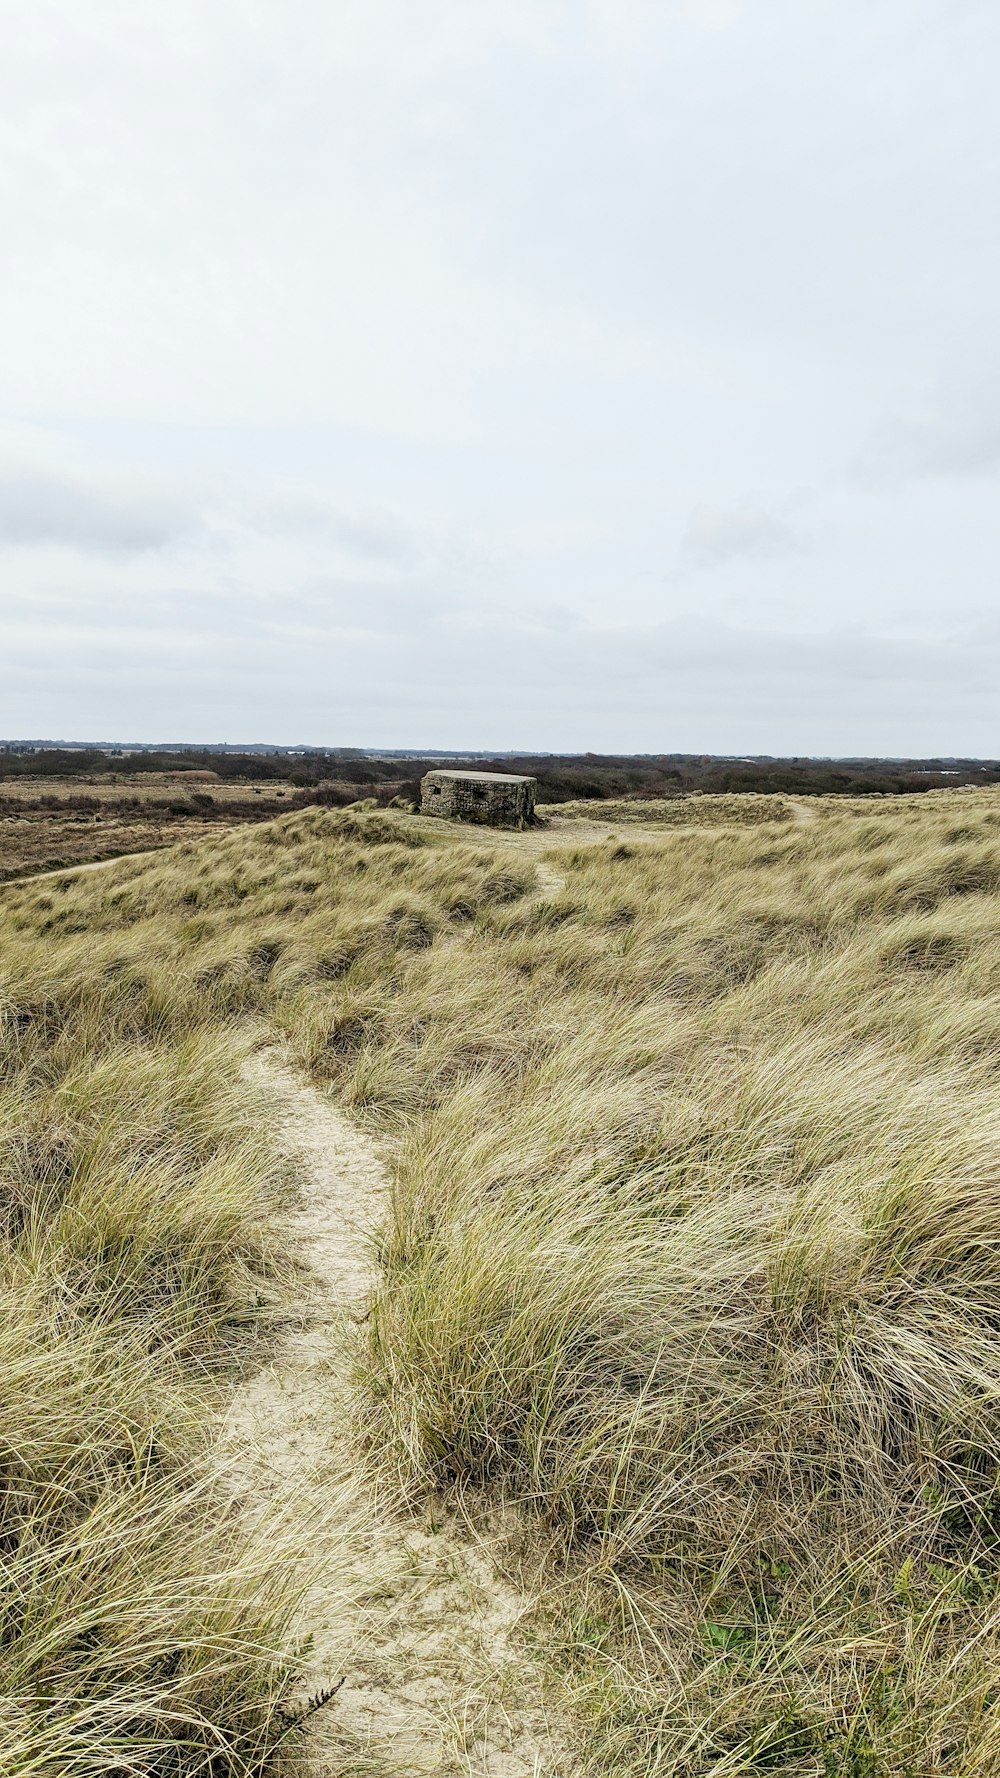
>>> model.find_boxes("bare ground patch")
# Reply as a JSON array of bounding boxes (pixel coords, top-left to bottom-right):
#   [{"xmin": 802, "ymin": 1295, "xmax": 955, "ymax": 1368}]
[{"xmin": 226, "ymin": 1052, "xmax": 575, "ymax": 1777}]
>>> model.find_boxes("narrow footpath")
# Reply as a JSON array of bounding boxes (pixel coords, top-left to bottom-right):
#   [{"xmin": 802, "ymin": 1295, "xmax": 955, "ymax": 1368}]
[{"xmin": 227, "ymin": 1052, "xmax": 573, "ymax": 1777}]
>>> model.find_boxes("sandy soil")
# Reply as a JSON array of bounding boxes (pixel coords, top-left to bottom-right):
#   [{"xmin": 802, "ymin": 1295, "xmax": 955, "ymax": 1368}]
[{"xmin": 227, "ymin": 1053, "xmax": 574, "ymax": 1777}]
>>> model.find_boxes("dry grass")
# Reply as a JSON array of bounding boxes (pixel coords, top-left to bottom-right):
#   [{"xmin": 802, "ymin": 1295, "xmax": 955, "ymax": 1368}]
[
  {"xmin": 0, "ymin": 773, "xmax": 295, "ymax": 804},
  {"xmin": 0, "ymin": 924, "xmax": 345, "ymax": 1769},
  {"xmin": 10, "ymin": 793, "xmax": 1000, "ymax": 1771},
  {"xmin": 0, "ymin": 775, "xmax": 298, "ymax": 880},
  {"xmin": 0, "ymin": 810, "xmax": 537, "ymax": 1774},
  {"xmin": 0, "ymin": 809, "xmax": 229, "ymax": 880},
  {"xmin": 546, "ymin": 792, "xmax": 797, "ymax": 826}
]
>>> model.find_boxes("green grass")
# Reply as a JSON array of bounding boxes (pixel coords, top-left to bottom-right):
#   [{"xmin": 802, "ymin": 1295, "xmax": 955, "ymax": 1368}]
[{"xmin": 10, "ymin": 795, "xmax": 1000, "ymax": 1771}]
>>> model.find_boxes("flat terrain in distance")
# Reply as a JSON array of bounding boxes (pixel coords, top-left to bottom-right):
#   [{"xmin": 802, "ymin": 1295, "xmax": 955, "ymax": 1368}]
[
  {"xmin": 0, "ymin": 781, "xmax": 795, "ymax": 881},
  {"xmin": 0, "ymin": 773, "xmax": 297, "ymax": 879}
]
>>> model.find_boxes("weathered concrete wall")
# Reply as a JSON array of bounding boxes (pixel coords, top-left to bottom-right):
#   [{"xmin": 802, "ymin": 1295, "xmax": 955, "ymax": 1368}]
[{"xmin": 420, "ymin": 770, "xmax": 536, "ymax": 828}]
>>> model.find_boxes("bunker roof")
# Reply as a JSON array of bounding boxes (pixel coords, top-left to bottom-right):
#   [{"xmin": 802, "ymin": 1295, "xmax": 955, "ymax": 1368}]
[{"xmin": 423, "ymin": 769, "xmax": 536, "ymax": 785}]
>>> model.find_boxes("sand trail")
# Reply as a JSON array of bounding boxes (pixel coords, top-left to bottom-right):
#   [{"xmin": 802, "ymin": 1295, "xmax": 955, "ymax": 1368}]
[{"xmin": 227, "ymin": 1053, "xmax": 573, "ymax": 1777}]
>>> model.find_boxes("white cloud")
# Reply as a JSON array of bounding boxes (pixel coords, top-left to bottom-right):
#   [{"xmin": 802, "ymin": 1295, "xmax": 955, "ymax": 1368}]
[
  {"xmin": 0, "ymin": 466, "xmax": 192, "ymax": 552},
  {"xmin": 0, "ymin": 1, "xmax": 999, "ymax": 748},
  {"xmin": 680, "ymin": 503, "xmax": 802, "ymax": 571},
  {"xmin": 859, "ymin": 375, "xmax": 1000, "ymax": 481}
]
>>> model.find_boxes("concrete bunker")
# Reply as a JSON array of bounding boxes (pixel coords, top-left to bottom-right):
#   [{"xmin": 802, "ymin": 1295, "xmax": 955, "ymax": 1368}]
[{"xmin": 420, "ymin": 769, "xmax": 537, "ymax": 829}]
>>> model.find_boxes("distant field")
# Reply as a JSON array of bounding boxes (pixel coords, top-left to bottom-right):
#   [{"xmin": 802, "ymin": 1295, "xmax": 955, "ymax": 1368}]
[
  {"xmin": 547, "ymin": 786, "xmax": 987, "ymax": 830},
  {"xmin": 0, "ymin": 772, "xmax": 296, "ymax": 803},
  {"xmin": 0, "ymin": 781, "xmax": 809, "ymax": 879},
  {"xmin": 4, "ymin": 770, "xmax": 995, "ymax": 884},
  {"xmin": 0, "ymin": 774, "xmax": 298, "ymax": 878},
  {"xmin": 545, "ymin": 791, "xmax": 798, "ymax": 826}
]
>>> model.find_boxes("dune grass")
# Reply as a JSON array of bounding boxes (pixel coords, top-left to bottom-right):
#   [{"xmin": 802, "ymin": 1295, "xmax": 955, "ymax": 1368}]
[
  {"xmin": 0, "ymin": 810, "xmax": 537, "ymax": 1775},
  {"xmin": 9, "ymin": 793, "xmax": 1000, "ymax": 1771},
  {"xmin": 547, "ymin": 790, "xmax": 796, "ymax": 826},
  {"xmin": 0, "ymin": 933, "xmax": 318, "ymax": 1769}
]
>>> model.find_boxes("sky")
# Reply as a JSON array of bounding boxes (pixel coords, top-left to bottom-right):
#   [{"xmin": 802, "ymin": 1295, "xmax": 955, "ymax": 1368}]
[{"xmin": 2, "ymin": 0, "xmax": 999, "ymax": 754}]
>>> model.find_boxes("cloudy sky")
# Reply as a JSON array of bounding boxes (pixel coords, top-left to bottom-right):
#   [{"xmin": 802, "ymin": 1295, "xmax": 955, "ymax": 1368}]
[{"xmin": 2, "ymin": 0, "xmax": 998, "ymax": 752}]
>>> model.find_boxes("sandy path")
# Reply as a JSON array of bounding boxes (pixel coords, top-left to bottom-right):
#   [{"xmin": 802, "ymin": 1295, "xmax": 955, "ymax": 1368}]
[{"xmin": 228, "ymin": 1052, "xmax": 572, "ymax": 1777}]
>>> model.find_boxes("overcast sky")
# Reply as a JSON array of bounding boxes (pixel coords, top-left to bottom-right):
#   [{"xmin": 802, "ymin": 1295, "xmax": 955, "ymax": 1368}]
[{"xmin": 2, "ymin": 0, "xmax": 998, "ymax": 752}]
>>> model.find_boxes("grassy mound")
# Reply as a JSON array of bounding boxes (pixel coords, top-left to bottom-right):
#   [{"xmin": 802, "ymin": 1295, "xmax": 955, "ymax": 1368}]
[
  {"xmin": 0, "ymin": 916, "xmax": 312, "ymax": 1770},
  {"xmin": 549, "ymin": 790, "xmax": 796, "ymax": 825},
  {"xmin": 9, "ymin": 795, "xmax": 1000, "ymax": 1772},
  {"xmin": 0, "ymin": 809, "xmax": 534, "ymax": 1774}
]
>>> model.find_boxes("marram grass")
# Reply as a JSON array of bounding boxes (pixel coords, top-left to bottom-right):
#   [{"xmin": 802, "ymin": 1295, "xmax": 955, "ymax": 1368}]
[
  {"xmin": 10, "ymin": 795, "xmax": 1000, "ymax": 1771},
  {"xmin": 0, "ymin": 994, "xmax": 310, "ymax": 1770}
]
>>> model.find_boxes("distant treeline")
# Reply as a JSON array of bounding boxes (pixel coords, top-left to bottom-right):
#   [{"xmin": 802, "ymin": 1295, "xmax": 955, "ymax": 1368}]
[
  {"xmin": 2, "ymin": 747, "xmax": 1000, "ymax": 803},
  {"xmin": 431, "ymin": 755, "xmax": 1000, "ymax": 801}
]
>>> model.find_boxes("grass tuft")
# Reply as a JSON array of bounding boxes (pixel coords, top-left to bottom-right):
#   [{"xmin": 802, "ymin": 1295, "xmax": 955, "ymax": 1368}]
[{"xmin": 11, "ymin": 796, "xmax": 1000, "ymax": 1769}]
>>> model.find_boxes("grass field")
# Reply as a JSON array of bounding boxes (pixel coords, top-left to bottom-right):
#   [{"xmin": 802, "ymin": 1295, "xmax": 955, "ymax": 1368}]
[
  {"xmin": 7, "ymin": 788, "xmax": 1000, "ymax": 1773},
  {"xmin": 0, "ymin": 774, "xmax": 299, "ymax": 879},
  {"xmin": 543, "ymin": 791, "xmax": 798, "ymax": 826}
]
